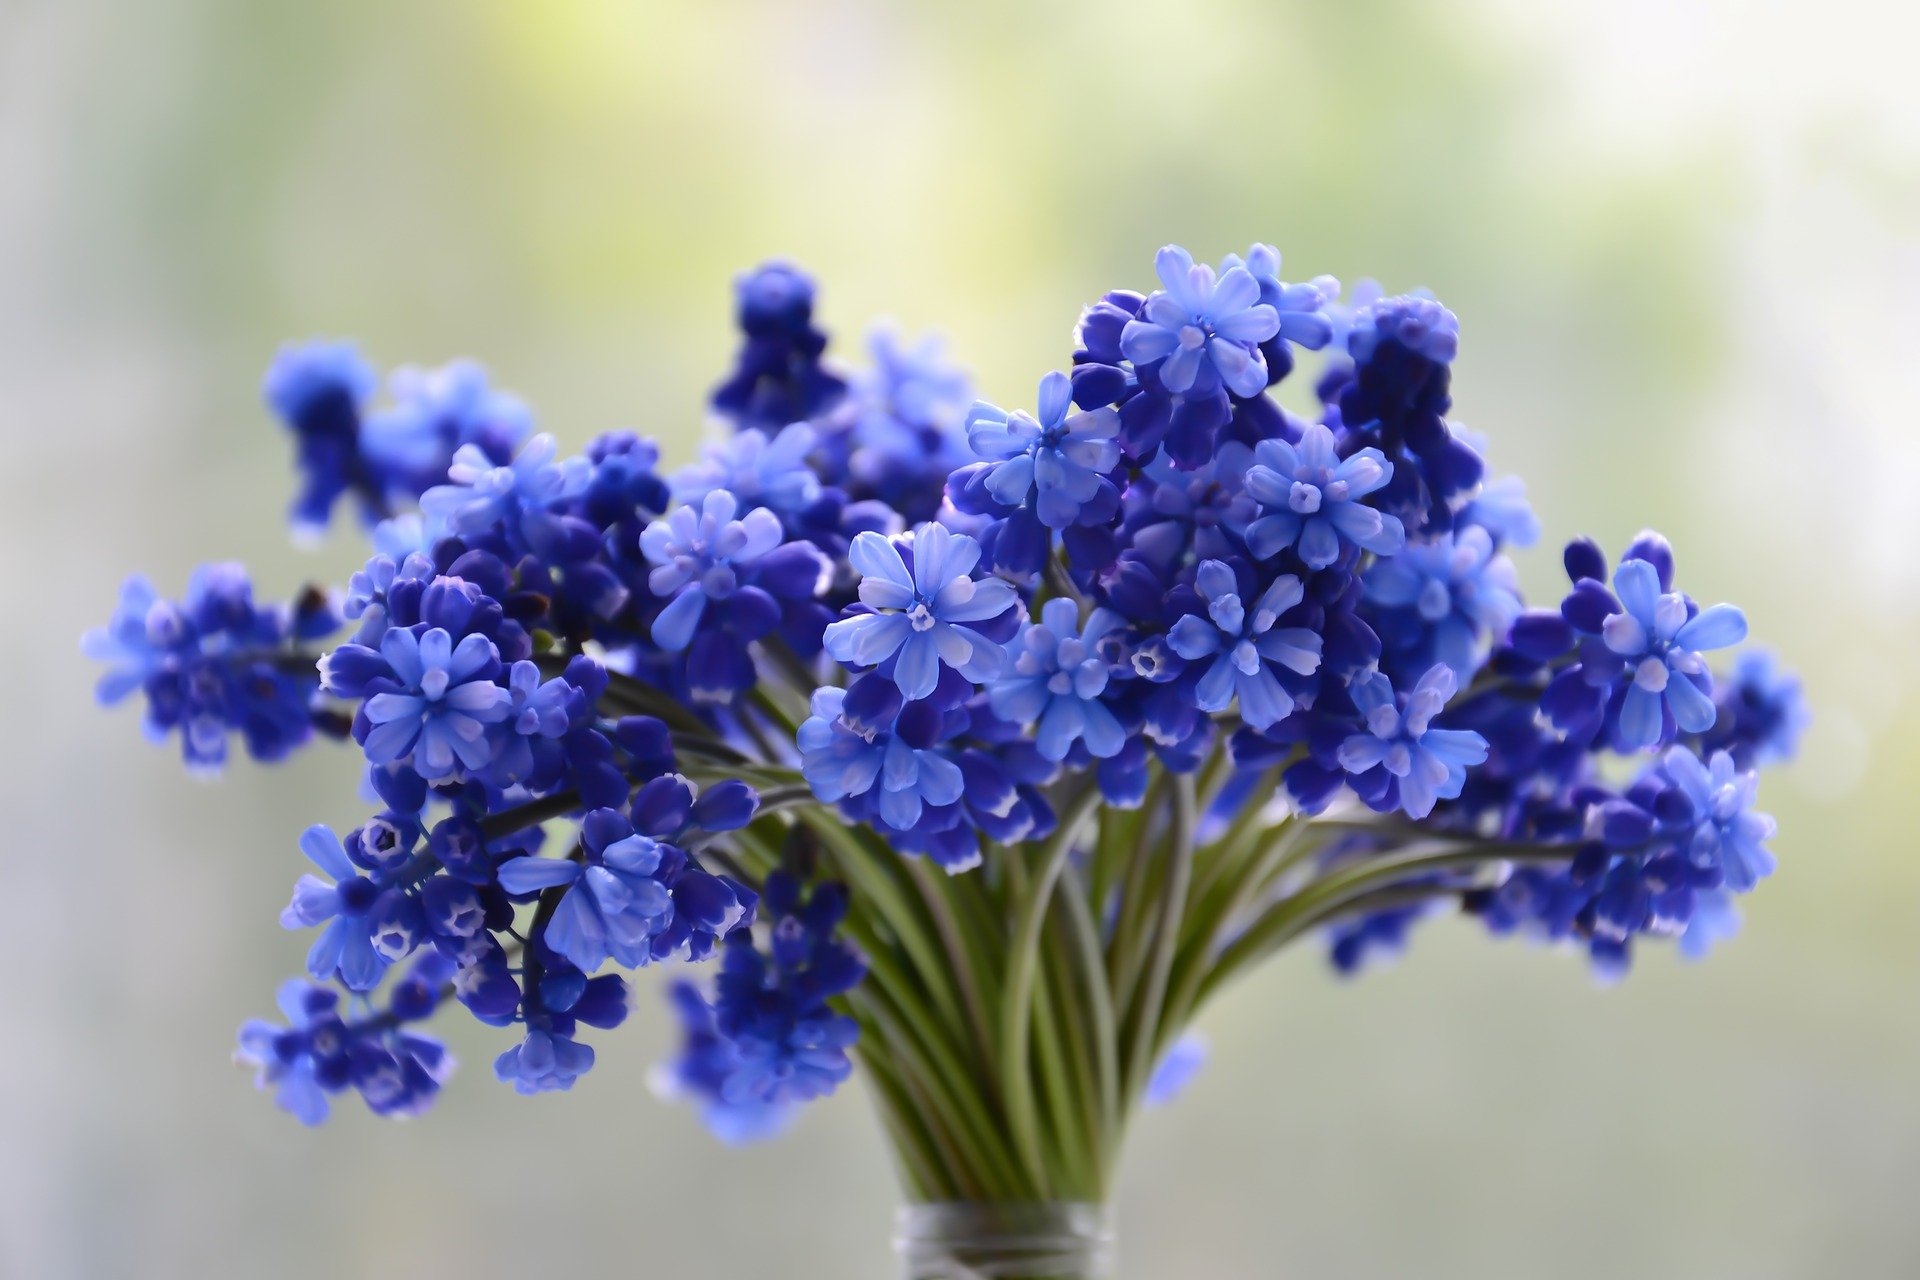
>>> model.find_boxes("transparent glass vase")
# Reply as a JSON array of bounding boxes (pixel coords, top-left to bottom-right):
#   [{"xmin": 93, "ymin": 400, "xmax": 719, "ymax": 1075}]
[{"xmin": 894, "ymin": 1202, "xmax": 1116, "ymax": 1279}]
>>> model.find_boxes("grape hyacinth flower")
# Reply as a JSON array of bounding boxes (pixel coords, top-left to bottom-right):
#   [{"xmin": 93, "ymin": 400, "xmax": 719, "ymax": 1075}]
[
  {"xmin": 1545, "ymin": 536, "xmax": 1749, "ymax": 750},
  {"xmin": 1121, "ymin": 245, "xmax": 1281, "ymax": 398},
  {"xmin": 281, "ymin": 824, "xmax": 394, "ymax": 991},
  {"xmin": 1336, "ymin": 666, "xmax": 1490, "ymax": 819},
  {"xmin": 494, "ymin": 1027, "xmax": 598, "ymax": 1096},
  {"xmin": 639, "ymin": 490, "xmax": 790, "ymax": 650},
  {"xmin": 1596, "ymin": 559, "xmax": 1747, "ymax": 749},
  {"xmin": 706, "ymin": 873, "xmax": 865, "ymax": 1107},
  {"xmin": 236, "ymin": 969, "xmax": 453, "ymax": 1125},
  {"xmin": 355, "ymin": 627, "xmax": 513, "ymax": 779},
  {"xmin": 1364, "ymin": 524, "xmax": 1522, "ymax": 680},
  {"xmin": 797, "ymin": 686, "xmax": 963, "ymax": 833},
  {"xmin": 91, "ymin": 242, "xmax": 1798, "ymax": 1241},
  {"xmin": 496, "ymin": 809, "xmax": 679, "ymax": 973},
  {"xmin": 1234, "ymin": 422, "xmax": 1404, "ymax": 568},
  {"xmin": 1167, "ymin": 560, "xmax": 1323, "ymax": 730},
  {"xmin": 966, "ymin": 371, "xmax": 1123, "ymax": 529},
  {"xmin": 674, "ymin": 423, "xmax": 824, "ymax": 520},
  {"xmin": 1656, "ymin": 746, "xmax": 1778, "ymax": 893},
  {"xmin": 986, "ymin": 598, "xmax": 1128, "ymax": 761},
  {"xmin": 82, "ymin": 565, "xmax": 332, "ymax": 773},
  {"xmin": 824, "ymin": 524, "xmax": 1019, "ymax": 700},
  {"xmin": 262, "ymin": 340, "xmax": 382, "ymax": 534}
]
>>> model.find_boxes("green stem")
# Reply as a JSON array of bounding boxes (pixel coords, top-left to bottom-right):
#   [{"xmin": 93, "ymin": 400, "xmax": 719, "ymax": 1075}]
[
  {"xmin": 1121, "ymin": 773, "xmax": 1196, "ymax": 1102},
  {"xmin": 1198, "ymin": 839, "xmax": 1578, "ymax": 1005},
  {"xmin": 998, "ymin": 788, "xmax": 1102, "ymax": 1200},
  {"xmin": 1059, "ymin": 863, "xmax": 1121, "ymax": 1158}
]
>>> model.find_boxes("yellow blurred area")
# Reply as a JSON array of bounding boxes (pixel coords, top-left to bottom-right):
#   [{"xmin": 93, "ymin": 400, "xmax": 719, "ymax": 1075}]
[{"xmin": 3, "ymin": 1, "xmax": 1917, "ymax": 1276}]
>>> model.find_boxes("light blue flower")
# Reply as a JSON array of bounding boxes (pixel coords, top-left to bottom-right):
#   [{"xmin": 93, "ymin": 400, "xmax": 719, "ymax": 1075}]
[
  {"xmin": 494, "ymin": 1027, "xmax": 596, "ymax": 1095},
  {"xmin": 1363, "ymin": 525, "xmax": 1522, "ymax": 679},
  {"xmin": 853, "ymin": 327, "xmax": 972, "ymax": 454},
  {"xmin": 360, "ymin": 359, "xmax": 532, "ymax": 489},
  {"xmin": 796, "ymin": 687, "xmax": 964, "ymax": 830},
  {"xmin": 966, "ymin": 371, "xmax": 1122, "ymax": 528},
  {"xmin": 673, "ymin": 423, "xmax": 823, "ymax": 517},
  {"xmin": 1225, "ymin": 243, "xmax": 1340, "ymax": 349},
  {"xmin": 1144, "ymin": 1031, "xmax": 1210, "ymax": 1107},
  {"xmin": 280, "ymin": 825, "xmax": 388, "ymax": 991},
  {"xmin": 1602, "ymin": 559, "xmax": 1747, "ymax": 749},
  {"xmin": 823, "ymin": 524, "xmax": 1019, "ymax": 700},
  {"xmin": 234, "ymin": 980, "xmax": 342, "ymax": 1126},
  {"xmin": 1167, "ymin": 561, "xmax": 1323, "ymax": 730},
  {"xmin": 419, "ymin": 433, "xmax": 589, "ymax": 538},
  {"xmin": 1120, "ymin": 245, "xmax": 1281, "ymax": 398},
  {"xmin": 638, "ymin": 490, "xmax": 789, "ymax": 650},
  {"xmin": 1236, "ymin": 423, "xmax": 1404, "ymax": 567},
  {"xmin": 1336, "ymin": 666, "xmax": 1489, "ymax": 819},
  {"xmin": 1658, "ymin": 747, "xmax": 1776, "ymax": 893},
  {"xmin": 986, "ymin": 598, "xmax": 1127, "ymax": 760},
  {"xmin": 360, "ymin": 627, "xmax": 513, "ymax": 778},
  {"xmin": 496, "ymin": 809, "xmax": 681, "ymax": 972}
]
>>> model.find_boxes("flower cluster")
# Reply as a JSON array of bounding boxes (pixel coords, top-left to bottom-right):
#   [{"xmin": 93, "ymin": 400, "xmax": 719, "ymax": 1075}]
[
  {"xmin": 90, "ymin": 245, "xmax": 1799, "ymax": 1141},
  {"xmin": 83, "ymin": 564, "xmax": 339, "ymax": 773}
]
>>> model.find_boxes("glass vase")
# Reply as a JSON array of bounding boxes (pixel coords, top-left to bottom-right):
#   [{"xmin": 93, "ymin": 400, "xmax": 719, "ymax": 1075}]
[{"xmin": 894, "ymin": 1202, "xmax": 1116, "ymax": 1279}]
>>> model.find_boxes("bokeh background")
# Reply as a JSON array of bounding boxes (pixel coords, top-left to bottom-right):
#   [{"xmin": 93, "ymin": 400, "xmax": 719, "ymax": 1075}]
[{"xmin": 5, "ymin": 1, "xmax": 1917, "ymax": 1276}]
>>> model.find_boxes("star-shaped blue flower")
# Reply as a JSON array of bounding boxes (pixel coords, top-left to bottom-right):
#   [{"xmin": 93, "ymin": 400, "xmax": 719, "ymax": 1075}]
[
  {"xmin": 1600, "ymin": 558, "xmax": 1747, "ymax": 749},
  {"xmin": 1167, "ymin": 560, "xmax": 1323, "ymax": 730},
  {"xmin": 1335, "ymin": 665, "xmax": 1489, "ymax": 819},
  {"xmin": 966, "ymin": 371, "xmax": 1122, "ymax": 529},
  {"xmin": 986, "ymin": 597, "xmax": 1128, "ymax": 761},
  {"xmin": 1236, "ymin": 423, "xmax": 1404, "ymax": 568},
  {"xmin": 823, "ymin": 524, "xmax": 1019, "ymax": 700},
  {"xmin": 1120, "ymin": 245, "xmax": 1282, "ymax": 398}
]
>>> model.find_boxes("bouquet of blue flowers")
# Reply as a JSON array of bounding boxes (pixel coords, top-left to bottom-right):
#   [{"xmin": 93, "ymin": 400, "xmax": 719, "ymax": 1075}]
[{"xmin": 86, "ymin": 246, "xmax": 1803, "ymax": 1273}]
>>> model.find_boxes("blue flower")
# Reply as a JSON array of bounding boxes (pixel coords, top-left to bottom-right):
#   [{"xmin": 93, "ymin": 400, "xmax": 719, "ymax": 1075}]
[
  {"xmin": 1332, "ymin": 294, "xmax": 1482, "ymax": 533},
  {"xmin": 493, "ymin": 1026, "xmax": 596, "ymax": 1095},
  {"xmin": 1121, "ymin": 246, "xmax": 1281, "ymax": 398},
  {"xmin": 709, "ymin": 261, "xmax": 848, "ymax": 432},
  {"xmin": 279, "ymin": 824, "xmax": 401, "ymax": 991},
  {"xmin": 1677, "ymin": 890, "xmax": 1742, "ymax": 961},
  {"xmin": 235, "ymin": 980, "xmax": 344, "ymax": 1125},
  {"xmin": 854, "ymin": 327, "xmax": 971, "ymax": 444},
  {"xmin": 1655, "ymin": 746, "xmax": 1777, "ymax": 893},
  {"xmin": 1167, "ymin": 561, "xmax": 1323, "ymax": 730},
  {"xmin": 652, "ymin": 982, "xmax": 798, "ymax": 1144},
  {"xmin": 357, "ymin": 627, "xmax": 513, "ymax": 779},
  {"xmin": 262, "ymin": 340, "xmax": 382, "ymax": 533},
  {"xmin": 496, "ymin": 809, "xmax": 677, "ymax": 973},
  {"xmin": 1226, "ymin": 244, "xmax": 1339, "ymax": 352},
  {"xmin": 1235, "ymin": 423, "xmax": 1404, "ymax": 567},
  {"xmin": 1363, "ymin": 525, "xmax": 1522, "ymax": 680},
  {"xmin": 481, "ymin": 659, "xmax": 582, "ymax": 783},
  {"xmin": 797, "ymin": 686, "xmax": 964, "ymax": 831},
  {"xmin": 823, "ymin": 524, "xmax": 1019, "ymax": 700},
  {"xmin": 1144, "ymin": 1032, "xmax": 1210, "ymax": 1108},
  {"xmin": 419, "ymin": 433, "xmax": 591, "ymax": 544},
  {"xmin": 639, "ymin": 490, "xmax": 791, "ymax": 650},
  {"xmin": 986, "ymin": 598, "xmax": 1128, "ymax": 760},
  {"xmin": 1335, "ymin": 666, "xmax": 1489, "ymax": 819},
  {"xmin": 674, "ymin": 423, "xmax": 824, "ymax": 519},
  {"xmin": 361, "ymin": 359, "xmax": 532, "ymax": 496},
  {"xmin": 82, "ymin": 565, "xmax": 327, "ymax": 774},
  {"xmin": 1596, "ymin": 558, "xmax": 1747, "ymax": 749},
  {"xmin": 709, "ymin": 873, "xmax": 865, "ymax": 1106},
  {"xmin": 1700, "ymin": 648, "xmax": 1808, "ymax": 768},
  {"xmin": 966, "ymin": 371, "xmax": 1122, "ymax": 528}
]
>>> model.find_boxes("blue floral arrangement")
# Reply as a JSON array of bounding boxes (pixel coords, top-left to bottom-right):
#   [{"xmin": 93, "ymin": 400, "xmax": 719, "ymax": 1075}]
[{"xmin": 86, "ymin": 246, "xmax": 1803, "ymax": 1210}]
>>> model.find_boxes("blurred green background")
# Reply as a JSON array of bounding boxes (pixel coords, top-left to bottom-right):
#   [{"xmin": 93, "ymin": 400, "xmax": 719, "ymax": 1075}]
[{"xmin": 5, "ymin": 0, "xmax": 1917, "ymax": 1276}]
